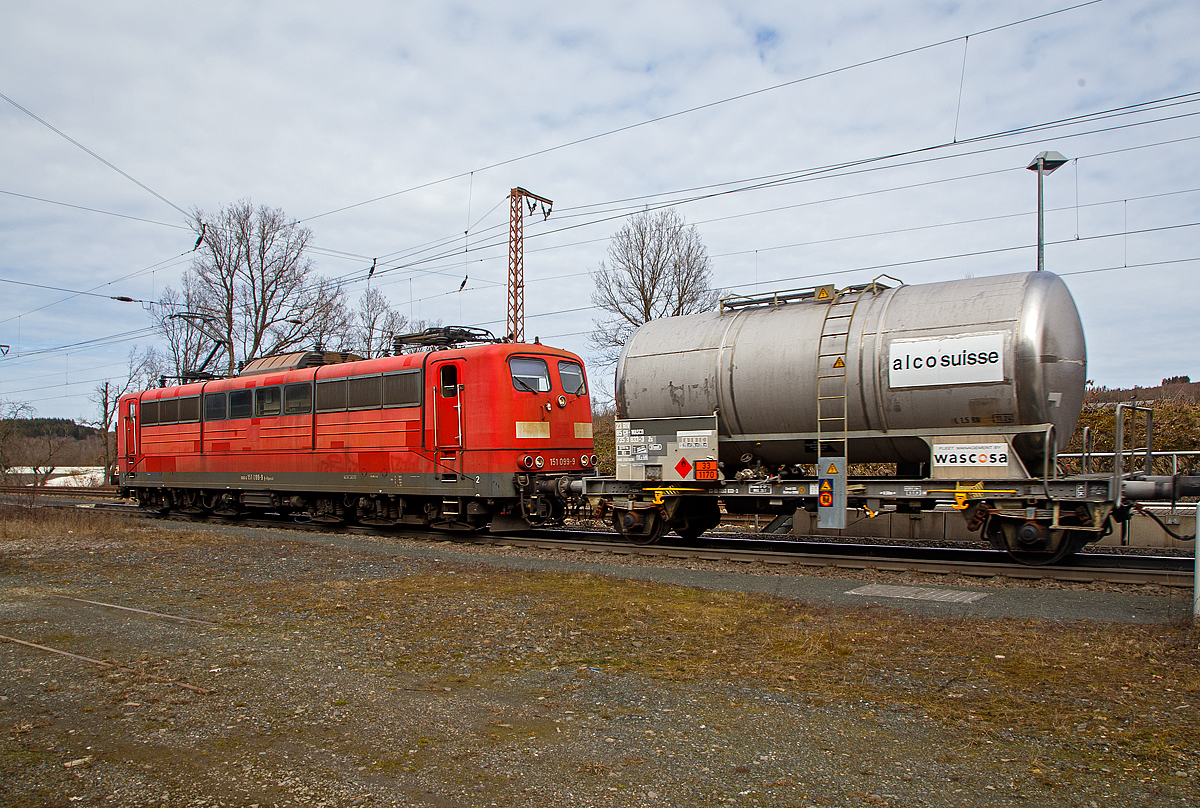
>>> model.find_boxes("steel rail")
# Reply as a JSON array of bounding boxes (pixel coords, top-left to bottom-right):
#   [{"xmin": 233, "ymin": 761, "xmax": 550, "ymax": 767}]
[
  {"xmin": 0, "ymin": 485, "xmax": 122, "ymax": 499},
  {"xmin": 475, "ymin": 534, "xmax": 1195, "ymax": 588},
  {"xmin": 26, "ymin": 498, "xmax": 1195, "ymax": 587}
]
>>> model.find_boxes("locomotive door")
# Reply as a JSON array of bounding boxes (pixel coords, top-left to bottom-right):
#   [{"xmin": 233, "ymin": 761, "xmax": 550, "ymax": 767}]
[
  {"xmin": 123, "ymin": 399, "xmax": 138, "ymax": 463},
  {"xmin": 433, "ymin": 361, "xmax": 463, "ymax": 450}
]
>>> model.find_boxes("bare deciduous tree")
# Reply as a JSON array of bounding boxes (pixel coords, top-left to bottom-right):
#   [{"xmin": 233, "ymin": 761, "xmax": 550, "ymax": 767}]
[
  {"xmin": 588, "ymin": 208, "xmax": 718, "ymax": 366},
  {"xmin": 346, "ymin": 286, "xmax": 408, "ymax": 358},
  {"xmin": 156, "ymin": 285, "xmax": 211, "ymax": 381},
  {"xmin": 156, "ymin": 201, "xmax": 351, "ymax": 376},
  {"xmin": 0, "ymin": 399, "xmax": 35, "ymax": 482}
]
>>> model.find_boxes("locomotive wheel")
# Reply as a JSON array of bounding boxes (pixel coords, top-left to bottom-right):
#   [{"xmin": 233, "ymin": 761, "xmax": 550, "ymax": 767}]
[
  {"xmin": 178, "ymin": 490, "xmax": 209, "ymax": 515},
  {"xmin": 611, "ymin": 509, "xmax": 666, "ymax": 546},
  {"xmin": 523, "ymin": 496, "xmax": 565, "ymax": 527},
  {"xmin": 311, "ymin": 496, "xmax": 343, "ymax": 525},
  {"xmin": 136, "ymin": 491, "xmax": 169, "ymax": 516}
]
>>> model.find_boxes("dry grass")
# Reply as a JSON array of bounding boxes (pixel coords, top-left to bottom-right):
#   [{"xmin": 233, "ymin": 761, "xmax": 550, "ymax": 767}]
[
  {"xmin": 266, "ymin": 567, "xmax": 1200, "ymax": 766},
  {"xmin": 0, "ymin": 504, "xmax": 128, "ymax": 541},
  {"xmin": 5, "ymin": 509, "xmax": 1199, "ymax": 773}
]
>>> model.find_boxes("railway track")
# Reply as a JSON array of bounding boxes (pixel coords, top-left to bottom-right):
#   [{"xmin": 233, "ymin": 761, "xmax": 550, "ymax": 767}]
[
  {"xmin": 29, "ymin": 496, "xmax": 1191, "ymax": 588},
  {"xmin": 0, "ymin": 485, "xmax": 121, "ymax": 500}
]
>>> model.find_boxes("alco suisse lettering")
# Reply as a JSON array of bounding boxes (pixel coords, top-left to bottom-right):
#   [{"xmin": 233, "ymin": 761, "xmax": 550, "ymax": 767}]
[{"xmin": 888, "ymin": 333, "xmax": 1005, "ymax": 389}]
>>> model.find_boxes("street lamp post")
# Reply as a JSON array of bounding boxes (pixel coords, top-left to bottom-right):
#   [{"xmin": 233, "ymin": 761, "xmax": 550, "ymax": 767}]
[{"xmin": 1026, "ymin": 150, "xmax": 1069, "ymax": 272}]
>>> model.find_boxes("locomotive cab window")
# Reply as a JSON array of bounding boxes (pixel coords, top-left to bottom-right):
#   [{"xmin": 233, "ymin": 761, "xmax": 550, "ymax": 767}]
[
  {"xmin": 558, "ymin": 361, "xmax": 587, "ymax": 395},
  {"xmin": 283, "ymin": 383, "xmax": 312, "ymax": 415},
  {"xmin": 440, "ymin": 365, "xmax": 459, "ymax": 398},
  {"xmin": 229, "ymin": 389, "xmax": 253, "ymax": 419},
  {"xmin": 255, "ymin": 387, "xmax": 282, "ymax": 417},
  {"xmin": 204, "ymin": 392, "xmax": 226, "ymax": 421},
  {"xmin": 509, "ymin": 357, "xmax": 550, "ymax": 393}
]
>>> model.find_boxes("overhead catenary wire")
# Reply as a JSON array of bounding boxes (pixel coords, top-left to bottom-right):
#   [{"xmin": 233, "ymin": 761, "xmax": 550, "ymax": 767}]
[
  {"xmin": 294, "ymin": 0, "xmax": 1105, "ymax": 225},
  {"xmin": 0, "ymin": 89, "xmax": 191, "ymax": 220},
  {"xmin": 311, "ymin": 96, "xmax": 1200, "ymax": 295}
]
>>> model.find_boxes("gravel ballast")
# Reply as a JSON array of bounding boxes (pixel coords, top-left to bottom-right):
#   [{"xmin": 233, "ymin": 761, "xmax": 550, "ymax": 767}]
[{"xmin": 2, "ymin": 509, "xmax": 1198, "ymax": 807}]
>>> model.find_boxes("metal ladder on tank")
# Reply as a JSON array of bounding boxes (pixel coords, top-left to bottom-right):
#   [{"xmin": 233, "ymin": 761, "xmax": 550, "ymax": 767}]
[{"xmin": 815, "ymin": 288, "xmax": 864, "ymax": 466}]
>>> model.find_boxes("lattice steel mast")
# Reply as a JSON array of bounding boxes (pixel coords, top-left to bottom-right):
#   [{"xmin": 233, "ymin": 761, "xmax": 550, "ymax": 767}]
[{"xmin": 507, "ymin": 187, "xmax": 552, "ymax": 343}]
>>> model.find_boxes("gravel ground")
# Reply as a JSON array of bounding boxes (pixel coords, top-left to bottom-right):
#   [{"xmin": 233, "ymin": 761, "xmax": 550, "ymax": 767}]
[{"xmin": 2, "ymin": 509, "xmax": 1199, "ymax": 807}]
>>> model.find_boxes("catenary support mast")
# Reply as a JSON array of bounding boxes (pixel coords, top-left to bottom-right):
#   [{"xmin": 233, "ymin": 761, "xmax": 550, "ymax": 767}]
[{"xmin": 507, "ymin": 187, "xmax": 552, "ymax": 343}]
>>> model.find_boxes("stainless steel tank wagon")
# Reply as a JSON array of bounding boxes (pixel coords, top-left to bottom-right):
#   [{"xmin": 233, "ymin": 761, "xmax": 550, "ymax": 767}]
[{"xmin": 586, "ymin": 272, "xmax": 1200, "ymax": 565}]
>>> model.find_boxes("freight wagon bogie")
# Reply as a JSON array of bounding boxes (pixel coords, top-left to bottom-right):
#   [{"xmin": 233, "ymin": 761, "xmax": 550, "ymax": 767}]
[{"xmin": 117, "ymin": 330, "xmax": 596, "ymax": 533}]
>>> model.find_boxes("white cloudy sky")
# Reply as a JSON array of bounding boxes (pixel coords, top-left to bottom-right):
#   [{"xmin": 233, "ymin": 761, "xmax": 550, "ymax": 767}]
[{"xmin": 2, "ymin": 0, "xmax": 1198, "ymax": 420}]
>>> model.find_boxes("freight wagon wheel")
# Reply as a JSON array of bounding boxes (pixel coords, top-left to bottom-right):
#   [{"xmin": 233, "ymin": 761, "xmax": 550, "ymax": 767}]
[
  {"xmin": 987, "ymin": 517, "xmax": 1086, "ymax": 566},
  {"xmin": 611, "ymin": 509, "xmax": 666, "ymax": 546},
  {"xmin": 667, "ymin": 499, "xmax": 723, "ymax": 542}
]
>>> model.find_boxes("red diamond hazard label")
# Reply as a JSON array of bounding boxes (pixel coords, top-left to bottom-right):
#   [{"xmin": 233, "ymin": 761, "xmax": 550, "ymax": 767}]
[{"xmin": 675, "ymin": 457, "xmax": 692, "ymax": 478}]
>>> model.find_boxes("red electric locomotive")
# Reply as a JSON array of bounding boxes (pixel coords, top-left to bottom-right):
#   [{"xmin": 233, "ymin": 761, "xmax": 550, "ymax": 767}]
[{"xmin": 115, "ymin": 328, "xmax": 597, "ymax": 529}]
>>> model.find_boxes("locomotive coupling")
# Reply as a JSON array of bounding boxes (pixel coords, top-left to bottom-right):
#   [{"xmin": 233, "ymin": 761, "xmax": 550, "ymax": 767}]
[{"xmin": 536, "ymin": 475, "xmax": 579, "ymax": 499}]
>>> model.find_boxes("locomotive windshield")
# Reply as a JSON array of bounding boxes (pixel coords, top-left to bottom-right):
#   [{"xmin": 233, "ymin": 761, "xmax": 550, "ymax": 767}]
[
  {"xmin": 509, "ymin": 357, "xmax": 551, "ymax": 392},
  {"xmin": 558, "ymin": 361, "xmax": 586, "ymax": 395}
]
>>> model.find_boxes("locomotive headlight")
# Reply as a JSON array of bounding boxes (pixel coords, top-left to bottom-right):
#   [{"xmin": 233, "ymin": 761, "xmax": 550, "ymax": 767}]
[
  {"xmin": 557, "ymin": 395, "xmax": 567, "ymax": 408},
  {"xmin": 534, "ymin": 455, "xmax": 545, "ymax": 469},
  {"xmin": 522, "ymin": 455, "xmax": 535, "ymax": 469},
  {"xmin": 580, "ymin": 454, "xmax": 590, "ymax": 467},
  {"xmin": 590, "ymin": 454, "xmax": 598, "ymax": 467}
]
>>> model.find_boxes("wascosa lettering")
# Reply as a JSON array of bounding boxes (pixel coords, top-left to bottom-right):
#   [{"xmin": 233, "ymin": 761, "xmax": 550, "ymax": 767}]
[
  {"xmin": 931, "ymin": 443, "xmax": 1010, "ymax": 467},
  {"xmin": 932, "ymin": 451, "xmax": 1008, "ymax": 465}
]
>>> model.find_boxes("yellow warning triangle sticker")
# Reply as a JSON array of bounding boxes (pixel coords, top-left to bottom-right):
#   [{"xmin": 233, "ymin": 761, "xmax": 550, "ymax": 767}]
[
  {"xmin": 820, "ymin": 479, "xmax": 832, "ymax": 491},
  {"xmin": 833, "ymin": 356, "xmax": 845, "ymax": 368},
  {"xmin": 816, "ymin": 287, "xmax": 829, "ymax": 299},
  {"xmin": 827, "ymin": 463, "xmax": 839, "ymax": 475}
]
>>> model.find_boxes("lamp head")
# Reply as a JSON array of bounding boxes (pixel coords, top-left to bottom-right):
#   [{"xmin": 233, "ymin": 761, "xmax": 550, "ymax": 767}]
[{"xmin": 1027, "ymin": 150, "xmax": 1069, "ymax": 174}]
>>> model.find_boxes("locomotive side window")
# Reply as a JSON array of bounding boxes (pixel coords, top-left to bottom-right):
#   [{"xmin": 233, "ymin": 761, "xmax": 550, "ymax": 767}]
[
  {"xmin": 558, "ymin": 361, "xmax": 587, "ymax": 395},
  {"xmin": 440, "ymin": 365, "xmax": 459, "ymax": 398},
  {"xmin": 204, "ymin": 392, "xmax": 227, "ymax": 421},
  {"xmin": 159, "ymin": 398, "xmax": 179, "ymax": 424},
  {"xmin": 383, "ymin": 371, "xmax": 422, "ymax": 407},
  {"xmin": 141, "ymin": 400, "xmax": 159, "ymax": 425},
  {"xmin": 178, "ymin": 396, "xmax": 200, "ymax": 423},
  {"xmin": 347, "ymin": 375, "xmax": 383, "ymax": 410},
  {"xmin": 255, "ymin": 387, "xmax": 282, "ymax": 417},
  {"xmin": 229, "ymin": 390, "xmax": 253, "ymax": 419},
  {"xmin": 283, "ymin": 383, "xmax": 312, "ymax": 415},
  {"xmin": 316, "ymin": 379, "xmax": 346, "ymax": 412},
  {"xmin": 509, "ymin": 357, "xmax": 549, "ymax": 393}
]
